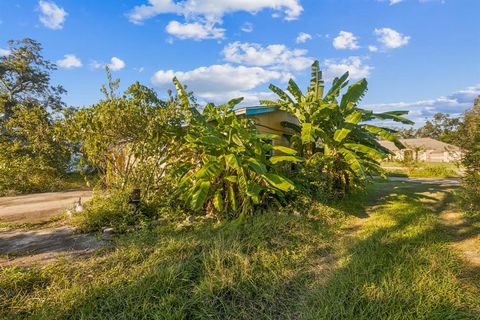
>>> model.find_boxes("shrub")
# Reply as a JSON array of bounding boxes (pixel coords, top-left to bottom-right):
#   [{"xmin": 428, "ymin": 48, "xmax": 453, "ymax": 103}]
[
  {"xmin": 0, "ymin": 106, "xmax": 71, "ymax": 195},
  {"xmin": 173, "ymin": 79, "xmax": 301, "ymax": 218},
  {"xmin": 73, "ymin": 190, "xmax": 151, "ymax": 233}
]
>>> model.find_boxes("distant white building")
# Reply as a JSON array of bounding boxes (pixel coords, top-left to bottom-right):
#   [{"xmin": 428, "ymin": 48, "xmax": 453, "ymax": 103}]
[{"xmin": 379, "ymin": 138, "xmax": 464, "ymax": 163}]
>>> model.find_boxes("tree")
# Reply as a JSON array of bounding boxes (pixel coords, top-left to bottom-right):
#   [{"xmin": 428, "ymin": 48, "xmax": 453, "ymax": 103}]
[
  {"xmin": 415, "ymin": 112, "xmax": 462, "ymax": 145},
  {"xmin": 0, "ymin": 105, "xmax": 70, "ymax": 194},
  {"xmin": 174, "ymin": 78, "xmax": 299, "ymax": 217},
  {"xmin": 262, "ymin": 60, "xmax": 412, "ymax": 194},
  {"xmin": 67, "ymin": 70, "xmax": 184, "ymax": 198},
  {"xmin": 0, "ymin": 39, "xmax": 70, "ymax": 194},
  {"xmin": 460, "ymin": 96, "xmax": 480, "ymax": 210},
  {"xmin": 0, "ymin": 38, "xmax": 65, "ymax": 125}
]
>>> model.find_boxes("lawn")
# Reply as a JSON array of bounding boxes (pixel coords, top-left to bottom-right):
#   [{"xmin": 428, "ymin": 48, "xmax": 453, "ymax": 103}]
[
  {"xmin": 382, "ymin": 161, "xmax": 462, "ymax": 178},
  {"xmin": 1, "ymin": 181, "xmax": 479, "ymax": 319}
]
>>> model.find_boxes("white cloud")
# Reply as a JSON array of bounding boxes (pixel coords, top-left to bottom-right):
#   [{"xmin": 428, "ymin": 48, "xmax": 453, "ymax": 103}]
[
  {"xmin": 240, "ymin": 22, "xmax": 253, "ymax": 33},
  {"xmin": 323, "ymin": 56, "xmax": 372, "ymax": 81},
  {"xmin": 367, "ymin": 84, "xmax": 480, "ymax": 126},
  {"xmin": 38, "ymin": 0, "xmax": 67, "ymax": 30},
  {"xmin": 56, "ymin": 54, "xmax": 82, "ymax": 69},
  {"xmin": 128, "ymin": 0, "xmax": 303, "ymax": 24},
  {"xmin": 333, "ymin": 31, "xmax": 360, "ymax": 50},
  {"xmin": 108, "ymin": 57, "xmax": 126, "ymax": 71},
  {"xmin": 127, "ymin": 0, "xmax": 302, "ymax": 40},
  {"xmin": 389, "ymin": 0, "xmax": 403, "ymax": 4},
  {"xmin": 166, "ymin": 20, "xmax": 225, "ymax": 40},
  {"xmin": 368, "ymin": 45, "xmax": 378, "ymax": 52},
  {"xmin": 89, "ymin": 60, "xmax": 102, "ymax": 69},
  {"xmin": 222, "ymin": 42, "xmax": 313, "ymax": 71},
  {"xmin": 296, "ymin": 32, "xmax": 312, "ymax": 44},
  {"xmin": 0, "ymin": 48, "xmax": 10, "ymax": 57},
  {"xmin": 151, "ymin": 64, "xmax": 289, "ymax": 103},
  {"xmin": 374, "ymin": 27, "xmax": 410, "ymax": 49}
]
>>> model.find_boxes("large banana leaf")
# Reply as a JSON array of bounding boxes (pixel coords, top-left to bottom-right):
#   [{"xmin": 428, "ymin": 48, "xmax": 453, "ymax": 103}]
[
  {"xmin": 272, "ymin": 145, "xmax": 298, "ymax": 155},
  {"xmin": 269, "ymin": 155, "xmax": 304, "ymax": 164},
  {"xmin": 190, "ymin": 181, "xmax": 211, "ymax": 210},
  {"xmin": 344, "ymin": 143, "xmax": 385, "ymax": 160},
  {"xmin": 264, "ymin": 173, "xmax": 295, "ymax": 192},
  {"xmin": 340, "ymin": 79, "xmax": 368, "ymax": 110}
]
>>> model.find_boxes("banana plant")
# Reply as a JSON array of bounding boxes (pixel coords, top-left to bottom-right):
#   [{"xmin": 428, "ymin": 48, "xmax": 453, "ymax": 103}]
[
  {"xmin": 173, "ymin": 78, "xmax": 302, "ymax": 217},
  {"xmin": 261, "ymin": 60, "xmax": 413, "ymax": 194}
]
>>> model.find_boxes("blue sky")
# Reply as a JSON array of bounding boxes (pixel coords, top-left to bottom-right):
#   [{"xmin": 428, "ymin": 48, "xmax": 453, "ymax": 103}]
[{"xmin": 0, "ymin": 0, "xmax": 479, "ymax": 125}]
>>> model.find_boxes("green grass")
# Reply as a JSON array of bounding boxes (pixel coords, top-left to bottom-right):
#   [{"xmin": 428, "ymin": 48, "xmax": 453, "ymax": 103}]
[
  {"xmin": 303, "ymin": 182, "xmax": 480, "ymax": 319},
  {"xmin": 1, "ymin": 182, "xmax": 479, "ymax": 319},
  {"xmin": 382, "ymin": 162, "xmax": 462, "ymax": 178}
]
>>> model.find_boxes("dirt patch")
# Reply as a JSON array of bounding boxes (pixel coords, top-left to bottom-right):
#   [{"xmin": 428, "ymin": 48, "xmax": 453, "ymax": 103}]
[
  {"xmin": 0, "ymin": 226, "xmax": 104, "ymax": 267},
  {"xmin": 439, "ymin": 210, "xmax": 480, "ymax": 267}
]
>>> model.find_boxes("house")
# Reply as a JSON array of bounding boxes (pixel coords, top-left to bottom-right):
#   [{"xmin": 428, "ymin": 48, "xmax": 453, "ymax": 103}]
[
  {"xmin": 235, "ymin": 106, "xmax": 298, "ymax": 148},
  {"xmin": 379, "ymin": 138, "xmax": 464, "ymax": 163}
]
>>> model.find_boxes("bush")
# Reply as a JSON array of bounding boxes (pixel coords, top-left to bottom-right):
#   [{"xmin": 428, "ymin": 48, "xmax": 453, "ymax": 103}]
[
  {"xmin": 73, "ymin": 191, "xmax": 152, "ymax": 233},
  {"xmin": 174, "ymin": 79, "xmax": 300, "ymax": 218},
  {"xmin": 0, "ymin": 106, "xmax": 71, "ymax": 195}
]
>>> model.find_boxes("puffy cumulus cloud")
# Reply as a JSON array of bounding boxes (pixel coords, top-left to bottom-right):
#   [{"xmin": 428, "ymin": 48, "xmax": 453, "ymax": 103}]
[
  {"xmin": 333, "ymin": 31, "xmax": 360, "ymax": 50},
  {"xmin": 323, "ymin": 56, "xmax": 372, "ymax": 81},
  {"xmin": 296, "ymin": 32, "xmax": 312, "ymax": 44},
  {"xmin": 128, "ymin": 0, "xmax": 303, "ymax": 23},
  {"xmin": 374, "ymin": 28, "xmax": 410, "ymax": 49},
  {"xmin": 108, "ymin": 57, "xmax": 126, "ymax": 71},
  {"xmin": 56, "ymin": 54, "xmax": 82, "ymax": 69},
  {"xmin": 127, "ymin": 0, "xmax": 302, "ymax": 40},
  {"xmin": 222, "ymin": 42, "xmax": 313, "ymax": 71},
  {"xmin": 166, "ymin": 20, "xmax": 225, "ymax": 40},
  {"xmin": 151, "ymin": 64, "xmax": 290, "ymax": 103},
  {"xmin": 38, "ymin": 1, "xmax": 67, "ymax": 30},
  {"xmin": 90, "ymin": 57, "xmax": 126, "ymax": 71},
  {"xmin": 366, "ymin": 84, "xmax": 480, "ymax": 126},
  {"xmin": 0, "ymin": 48, "xmax": 11, "ymax": 57}
]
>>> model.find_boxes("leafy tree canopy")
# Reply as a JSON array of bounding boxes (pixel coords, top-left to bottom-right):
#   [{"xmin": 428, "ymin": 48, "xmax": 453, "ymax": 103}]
[{"xmin": 0, "ymin": 38, "xmax": 65, "ymax": 125}]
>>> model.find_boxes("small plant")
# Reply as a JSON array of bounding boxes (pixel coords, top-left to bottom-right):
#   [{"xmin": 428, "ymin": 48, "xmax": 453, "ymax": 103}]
[{"xmin": 72, "ymin": 190, "xmax": 149, "ymax": 233}]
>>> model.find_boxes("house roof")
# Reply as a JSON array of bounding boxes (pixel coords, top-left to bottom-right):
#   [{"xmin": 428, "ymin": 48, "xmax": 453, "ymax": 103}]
[
  {"xmin": 379, "ymin": 138, "xmax": 463, "ymax": 153},
  {"xmin": 235, "ymin": 106, "xmax": 279, "ymax": 116}
]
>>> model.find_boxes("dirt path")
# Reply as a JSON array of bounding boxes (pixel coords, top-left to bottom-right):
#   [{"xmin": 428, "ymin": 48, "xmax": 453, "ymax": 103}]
[
  {"xmin": 0, "ymin": 190, "xmax": 92, "ymax": 225},
  {"xmin": 0, "ymin": 226, "xmax": 103, "ymax": 267},
  {"xmin": 0, "ymin": 190, "xmax": 102, "ymax": 267}
]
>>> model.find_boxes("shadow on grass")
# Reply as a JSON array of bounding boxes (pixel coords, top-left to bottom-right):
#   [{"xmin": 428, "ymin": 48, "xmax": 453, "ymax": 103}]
[
  {"xmin": 2, "ymin": 182, "xmax": 479, "ymax": 319},
  {"xmin": 304, "ymin": 182, "xmax": 480, "ymax": 319}
]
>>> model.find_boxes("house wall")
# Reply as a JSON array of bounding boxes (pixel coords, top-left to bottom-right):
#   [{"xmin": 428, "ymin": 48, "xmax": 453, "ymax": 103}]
[
  {"xmin": 392, "ymin": 149, "xmax": 461, "ymax": 163},
  {"xmin": 246, "ymin": 111, "xmax": 298, "ymax": 148}
]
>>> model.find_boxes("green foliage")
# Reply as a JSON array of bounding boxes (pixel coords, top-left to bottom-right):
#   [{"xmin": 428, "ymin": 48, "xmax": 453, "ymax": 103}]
[
  {"xmin": 460, "ymin": 96, "xmax": 480, "ymax": 212},
  {"xmin": 72, "ymin": 191, "xmax": 149, "ymax": 233},
  {"xmin": 0, "ymin": 38, "xmax": 72, "ymax": 195},
  {"xmin": 262, "ymin": 60, "xmax": 410, "ymax": 195},
  {"xmin": 67, "ymin": 71, "xmax": 183, "ymax": 201},
  {"xmin": 0, "ymin": 105, "xmax": 70, "ymax": 195},
  {"xmin": 174, "ymin": 78, "xmax": 299, "ymax": 217},
  {"xmin": 0, "ymin": 38, "xmax": 65, "ymax": 124}
]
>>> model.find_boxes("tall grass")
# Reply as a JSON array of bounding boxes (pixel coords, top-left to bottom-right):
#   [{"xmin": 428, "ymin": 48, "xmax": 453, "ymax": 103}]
[{"xmin": 1, "ymin": 182, "xmax": 478, "ymax": 319}]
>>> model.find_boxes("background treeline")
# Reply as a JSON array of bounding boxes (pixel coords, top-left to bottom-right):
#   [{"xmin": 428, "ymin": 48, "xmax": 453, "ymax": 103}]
[{"xmin": 397, "ymin": 107, "xmax": 480, "ymax": 150}]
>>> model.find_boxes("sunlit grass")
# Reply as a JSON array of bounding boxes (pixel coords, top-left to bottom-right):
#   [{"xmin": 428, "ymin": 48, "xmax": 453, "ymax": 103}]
[{"xmin": 1, "ymin": 182, "xmax": 479, "ymax": 319}]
